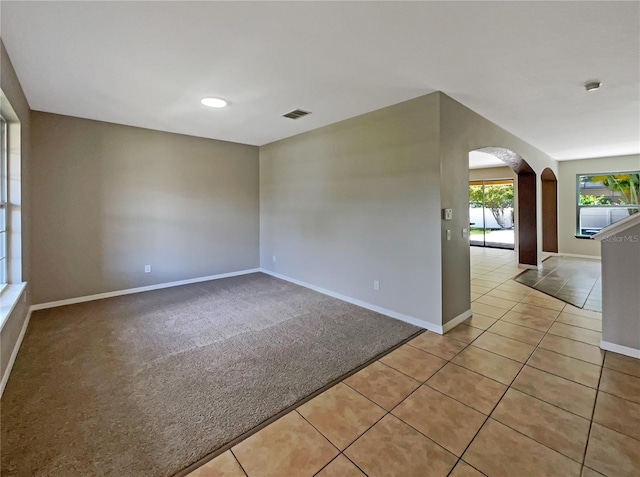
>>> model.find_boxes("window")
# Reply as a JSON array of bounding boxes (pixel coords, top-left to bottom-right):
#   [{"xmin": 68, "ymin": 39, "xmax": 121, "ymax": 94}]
[
  {"xmin": 576, "ymin": 172, "xmax": 640, "ymax": 236},
  {"xmin": 0, "ymin": 91, "xmax": 25, "ymax": 326},
  {"xmin": 0, "ymin": 116, "xmax": 7, "ymax": 287}
]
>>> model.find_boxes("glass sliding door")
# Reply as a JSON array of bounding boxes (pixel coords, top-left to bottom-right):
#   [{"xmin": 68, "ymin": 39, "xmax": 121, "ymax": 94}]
[{"xmin": 469, "ymin": 179, "xmax": 515, "ymax": 249}]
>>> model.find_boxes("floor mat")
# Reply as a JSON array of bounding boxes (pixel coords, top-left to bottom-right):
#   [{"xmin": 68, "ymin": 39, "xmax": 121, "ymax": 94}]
[{"xmin": 515, "ymin": 256, "xmax": 601, "ymax": 311}]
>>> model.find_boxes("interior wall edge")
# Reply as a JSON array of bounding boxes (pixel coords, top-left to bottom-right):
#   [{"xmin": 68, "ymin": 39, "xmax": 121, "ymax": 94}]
[
  {"xmin": 259, "ymin": 93, "xmax": 443, "ymax": 329},
  {"xmin": 441, "ymin": 309, "xmax": 472, "ymax": 333},
  {"xmin": 438, "ymin": 93, "xmax": 556, "ymax": 325}
]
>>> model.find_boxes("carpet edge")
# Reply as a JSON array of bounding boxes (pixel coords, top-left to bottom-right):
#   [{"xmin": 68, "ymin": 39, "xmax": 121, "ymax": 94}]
[{"xmin": 172, "ymin": 327, "xmax": 424, "ymax": 477}]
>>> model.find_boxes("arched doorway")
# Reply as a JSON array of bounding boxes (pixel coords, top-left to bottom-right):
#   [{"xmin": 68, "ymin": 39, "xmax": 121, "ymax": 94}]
[
  {"xmin": 472, "ymin": 147, "xmax": 538, "ymax": 267},
  {"xmin": 541, "ymin": 168, "xmax": 558, "ymax": 253}
]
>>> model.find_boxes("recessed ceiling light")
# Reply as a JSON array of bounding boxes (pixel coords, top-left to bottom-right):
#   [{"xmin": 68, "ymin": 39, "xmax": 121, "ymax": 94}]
[
  {"xmin": 584, "ymin": 81, "xmax": 602, "ymax": 92},
  {"xmin": 201, "ymin": 97, "xmax": 228, "ymax": 108}
]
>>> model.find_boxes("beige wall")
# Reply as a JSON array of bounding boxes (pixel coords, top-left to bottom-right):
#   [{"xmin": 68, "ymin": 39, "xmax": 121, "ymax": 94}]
[
  {"xmin": 469, "ymin": 166, "xmax": 516, "ymax": 181},
  {"xmin": 260, "ymin": 93, "xmax": 558, "ymax": 328},
  {"xmin": 31, "ymin": 112, "xmax": 259, "ymax": 303},
  {"xmin": 1, "ymin": 39, "xmax": 32, "ymax": 381},
  {"xmin": 260, "ymin": 94, "xmax": 444, "ymax": 328},
  {"xmin": 558, "ymin": 155, "xmax": 640, "ymax": 257},
  {"xmin": 439, "ymin": 94, "xmax": 556, "ymax": 323}
]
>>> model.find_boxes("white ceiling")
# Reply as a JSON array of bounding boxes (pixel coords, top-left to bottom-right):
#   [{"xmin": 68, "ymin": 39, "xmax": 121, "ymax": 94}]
[
  {"xmin": 469, "ymin": 151, "xmax": 508, "ymax": 170},
  {"xmin": 1, "ymin": 1, "xmax": 638, "ymax": 160}
]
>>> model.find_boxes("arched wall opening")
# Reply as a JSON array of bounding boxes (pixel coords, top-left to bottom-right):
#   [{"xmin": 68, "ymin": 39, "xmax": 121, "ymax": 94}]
[
  {"xmin": 541, "ymin": 168, "xmax": 558, "ymax": 253},
  {"xmin": 473, "ymin": 147, "xmax": 538, "ymax": 267}
]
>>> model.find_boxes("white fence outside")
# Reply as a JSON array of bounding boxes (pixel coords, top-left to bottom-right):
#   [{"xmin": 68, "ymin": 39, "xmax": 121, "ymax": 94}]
[{"xmin": 469, "ymin": 207, "xmax": 514, "ymax": 230}]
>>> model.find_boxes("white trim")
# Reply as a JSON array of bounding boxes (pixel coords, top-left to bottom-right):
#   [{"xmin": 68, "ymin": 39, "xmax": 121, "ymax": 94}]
[
  {"xmin": 518, "ymin": 263, "xmax": 542, "ymax": 270},
  {"xmin": 259, "ymin": 268, "xmax": 439, "ymax": 333},
  {"xmin": 0, "ymin": 281, "xmax": 27, "ymax": 332},
  {"xmin": 31, "ymin": 268, "xmax": 261, "ymax": 311},
  {"xmin": 556, "ymin": 253, "xmax": 601, "ymax": 261},
  {"xmin": 442, "ymin": 309, "xmax": 472, "ymax": 333},
  {"xmin": 600, "ymin": 340, "xmax": 640, "ymax": 359},
  {"xmin": 592, "ymin": 213, "xmax": 640, "ymax": 241},
  {"xmin": 0, "ymin": 307, "xmax": 31, "ymax": 398}
]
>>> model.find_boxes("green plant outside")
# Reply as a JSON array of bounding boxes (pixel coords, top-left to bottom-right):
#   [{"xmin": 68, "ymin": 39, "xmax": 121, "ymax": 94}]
[
  {"xmin": 469, "ymin": 183, "xmax": 514, "ymax": 229},
  {"xmin": 580, "ymin": 173, "xmax": 639, "ymax": 210},
  {"xmin": 579, "ymin": 194, "xmax": 612, "ymax": 205}
]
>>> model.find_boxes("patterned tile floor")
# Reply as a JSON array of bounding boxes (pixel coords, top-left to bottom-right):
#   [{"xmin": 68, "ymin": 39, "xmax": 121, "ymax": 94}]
[{"xmin": 187, "ymin": 248, "xmax": 640, "ymax": 477}]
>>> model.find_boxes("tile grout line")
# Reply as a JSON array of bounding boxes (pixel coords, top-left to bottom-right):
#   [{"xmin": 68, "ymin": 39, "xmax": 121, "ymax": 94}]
[
  {"xmin": 229, "ymin": 448, "xmax": 250, "ymax": 477},
  {"xmin": 588, "ymin": 390, "xmax": 640, "ymax": 442},
  {"xmin": 536, "ymin": 337, "xmax": 604, "ymax": 363},
  {"xmin": 296, "ymin": 357, "xmax": 427, "ymax": 463},
  {"xmin": 341, "ymin": 344, "xmax": 466, "ymax": 474},
  {"xmin": 601, "ymin": 364, "xmax": 640, "ymax": 380},
  {"xmin": 579, "ymin": 350, "xmax": 607, "ymax": 476},
  {"xmin": 446, "ymin": 459, "xmax": 488, "ymax": 477},
  {"xmin": 293, "ymin": 408, "xmax": 343, "ymax": 455},
  {"xmin": 506, "ymin": 379, "xmax": 594, "ymax": 421},
  {"xmin": 438, "ymin": 296, "xmax": 525, "ymax": 474},
  {"xmin": 295, "ymin": 408, "xmax": 375, "ymax": 477},
  {"xmin": 380, "ymin": 360, "xmax": 448, "ymax": 384},
  {"xmin": 481, "ymin": 295, "xmax": 597, "ymax": 466},
  {"xmin": 525, "ymin": 362, "xmax": 598, "ymax": 390},
  {"xmin": 459, "ymin": 273, "xmax": 597, "ymax": 468},
  {"xmin": 494, "ymin": 295, "xmax": 601, "ymax": 422},
  {"xmin": 344, "ymin": 323, "xmax": 517, "ymax": 475}
]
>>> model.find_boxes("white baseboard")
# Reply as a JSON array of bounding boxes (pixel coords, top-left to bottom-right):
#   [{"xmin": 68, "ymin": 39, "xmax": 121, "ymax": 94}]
[
  {"xmin": 259, "ymin": 268, "xmax": 440, "ymax": 333},
  {"xmin": 557, "ymin": 253, "xmax": 601, "ymax": 261},
  {"xmin": 600, "ymin": 340, "xmax": 640, "ymax": 359},
  {"xmin": 518, "ymin": 263, "xmax": 542, "ymax": 270},
  {"xmin": 442, "ymin": 309, "xmax": 472, "ymax": 333},
  {"xmin": 31, "ymin": 268, "xmax": 262, "ymax": 311},
  {"xmin": 0, "ymin": 308, "xmax": 32, "ymax": 399}
]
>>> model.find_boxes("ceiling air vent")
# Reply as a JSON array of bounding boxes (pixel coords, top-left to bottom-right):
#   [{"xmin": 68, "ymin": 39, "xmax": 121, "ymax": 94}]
[{"xmin": 283, "ymin": 109, "xmax": 311, "ymax": 119}]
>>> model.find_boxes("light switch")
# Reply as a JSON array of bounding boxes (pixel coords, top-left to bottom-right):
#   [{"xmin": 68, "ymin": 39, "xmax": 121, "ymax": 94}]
[
  {"xmin": 446, "ymin": 230, "xmax": 451, "ymax": 241},
  {"xmin": 462, "ymin": 228, "xmax": 468, "ymax": 238}
]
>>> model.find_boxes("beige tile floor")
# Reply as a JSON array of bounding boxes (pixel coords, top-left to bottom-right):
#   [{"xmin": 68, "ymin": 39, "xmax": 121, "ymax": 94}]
[{"xmin": 187, "ymin": 248, "xmax": 640, "ymax": 477}]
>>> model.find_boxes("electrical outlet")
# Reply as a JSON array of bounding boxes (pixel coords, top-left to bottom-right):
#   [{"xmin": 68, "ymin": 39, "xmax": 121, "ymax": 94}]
[
  {"xmin": 446, "ymin": 230, "xmax": 451, "ymax": 241},
  {"xmin": 144, "ymin": 265, "xmax": 151, "ymax": 273},
  {"xmin": 272, "ymin": 255, "xmax": 276, "ymax": 262},
  {"xmin": 462, "ymin": 228, "xmax": 468, "ymax": 238},
  {"xmin": 373, "ymin": 280, "xmax": 380, "ymax": 291}
]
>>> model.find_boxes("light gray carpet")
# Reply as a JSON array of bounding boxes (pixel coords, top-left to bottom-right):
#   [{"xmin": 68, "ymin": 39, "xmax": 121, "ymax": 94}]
[{"xmin": 1, "ymin": 273, "xmax": 420, "ymax": 477}]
